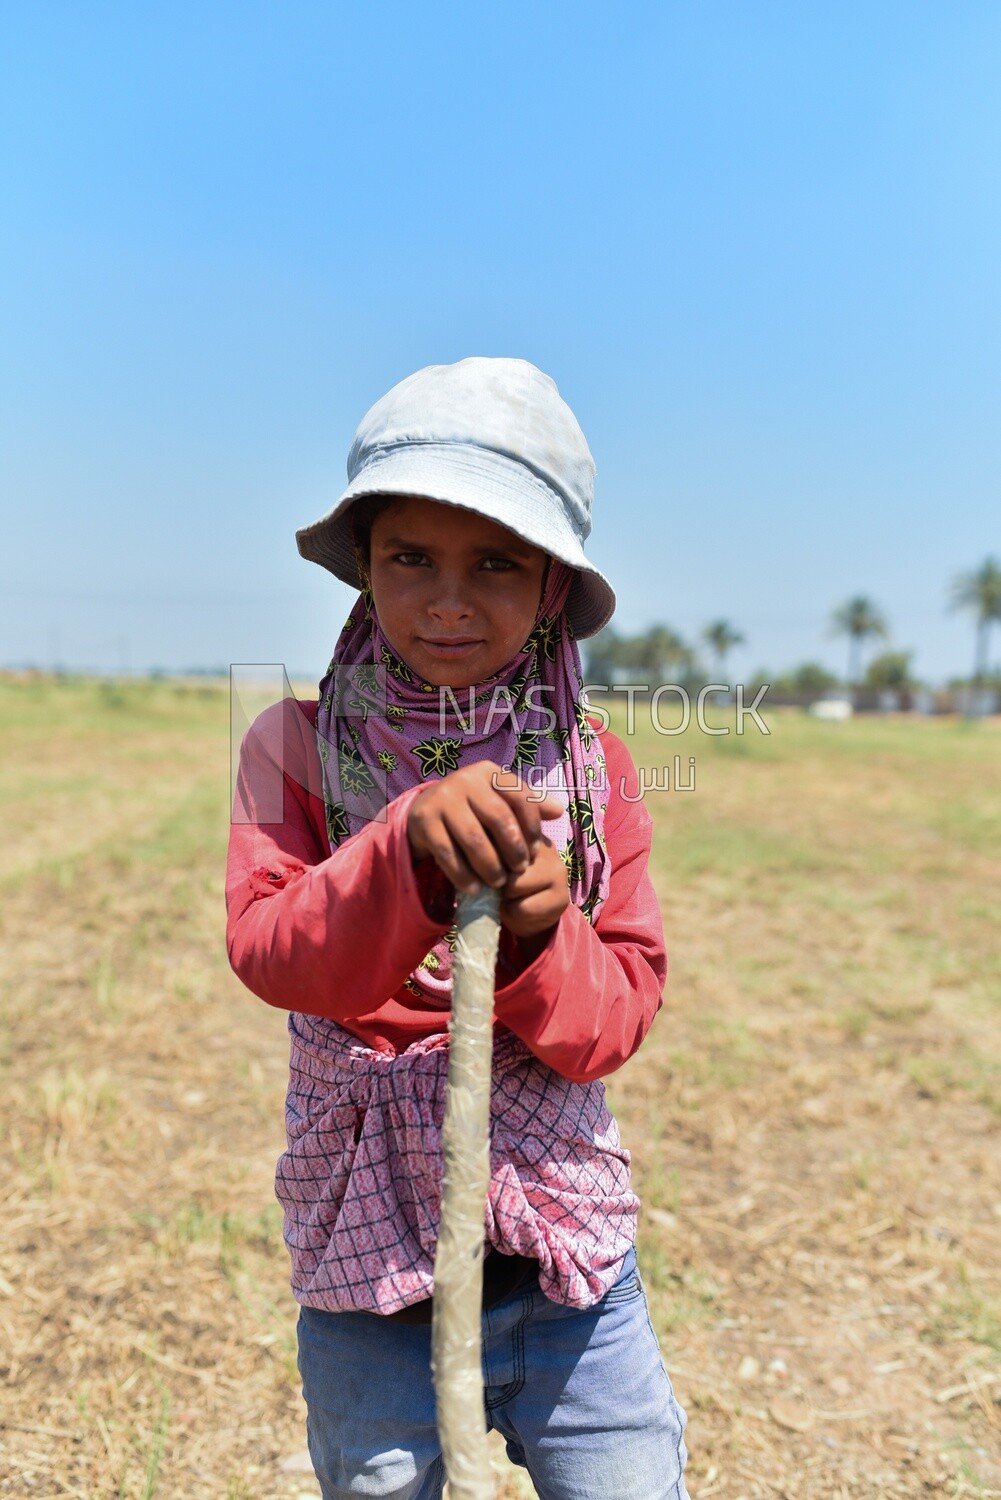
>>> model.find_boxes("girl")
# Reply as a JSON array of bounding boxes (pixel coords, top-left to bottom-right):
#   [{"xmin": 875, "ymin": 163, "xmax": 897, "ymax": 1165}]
[{"xmin": 226, "ymin": 358, "xmax": 689, "ymax": 1500}]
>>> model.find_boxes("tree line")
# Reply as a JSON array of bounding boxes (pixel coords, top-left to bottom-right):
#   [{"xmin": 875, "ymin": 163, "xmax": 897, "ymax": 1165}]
[{"xmin": 584, "ymin": 556, "xmax": 1001, "ymax": 701}]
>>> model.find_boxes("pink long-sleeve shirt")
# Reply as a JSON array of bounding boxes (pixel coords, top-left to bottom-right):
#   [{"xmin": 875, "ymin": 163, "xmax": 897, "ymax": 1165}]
[{"xmin": 225, "ymin": 697, "xmax": 667, "ymax": 1312}]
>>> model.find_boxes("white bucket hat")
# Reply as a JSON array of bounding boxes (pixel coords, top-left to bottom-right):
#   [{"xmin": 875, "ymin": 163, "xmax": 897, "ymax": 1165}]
[{"xmin": 296, "ymin": 356, "xmax": 616, "ymax": 638}]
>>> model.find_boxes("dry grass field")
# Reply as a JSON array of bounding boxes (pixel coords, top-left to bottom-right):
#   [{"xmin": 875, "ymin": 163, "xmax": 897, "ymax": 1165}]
[{"xmin": 1, "ymin": 674, "xmax": 999, "ymax": 1498}]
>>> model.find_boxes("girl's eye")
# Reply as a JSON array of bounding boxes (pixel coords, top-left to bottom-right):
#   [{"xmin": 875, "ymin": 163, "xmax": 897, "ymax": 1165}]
[{"xmin": 390, "ymin": 552, "xmax": 516, "ymax": 572}]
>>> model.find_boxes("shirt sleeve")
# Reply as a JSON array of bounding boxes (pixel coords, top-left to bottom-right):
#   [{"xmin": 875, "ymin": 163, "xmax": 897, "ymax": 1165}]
[
  {"xmin": 492, "ymin": 729, "xmax": 667, "ymax": 1083},
  {"xmin": 225, "ymin": 698, "xmax": 454, "ymax": 1019}
]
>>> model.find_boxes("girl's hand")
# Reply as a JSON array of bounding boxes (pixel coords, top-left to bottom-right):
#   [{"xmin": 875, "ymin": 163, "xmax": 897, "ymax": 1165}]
[
  {"xmin": 407, "ymin": 760, "xmax": 564, "ymax": 903},
  {"xmin": 498, "ymin": 834, "xmax": 571, "ymax": 943}
]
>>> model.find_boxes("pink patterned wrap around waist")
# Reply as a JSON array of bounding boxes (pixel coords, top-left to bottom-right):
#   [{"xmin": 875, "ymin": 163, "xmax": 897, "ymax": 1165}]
[{"xmin": 277, "ymin": 1013, "xmax": 638, "ymax": 1315}]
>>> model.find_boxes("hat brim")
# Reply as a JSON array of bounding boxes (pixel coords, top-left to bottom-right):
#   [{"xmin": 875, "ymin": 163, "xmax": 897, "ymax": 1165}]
[{"xmin": 296, "ymin": 442, "xmax": 616, "ymax": 638}]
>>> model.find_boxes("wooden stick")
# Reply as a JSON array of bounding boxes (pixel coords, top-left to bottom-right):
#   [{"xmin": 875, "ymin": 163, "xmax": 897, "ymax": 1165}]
[{"xmin": 432, "ymin": 886, "xmax": 501, "ymax": 1500}]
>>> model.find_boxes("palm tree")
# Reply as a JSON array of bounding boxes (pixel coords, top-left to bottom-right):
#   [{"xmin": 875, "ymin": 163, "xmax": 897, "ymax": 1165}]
[
  {"xmin": 864, "ymin": 650, "xmax": 914, "ymax": 692},
  {"xmin": 626, "ymin": 625, "xmax": 692, "ymax": 682},
  {"xmin": 831, "ymin": 596, "xmax": 888, "ymax": 692},
  {"xmin": 585, "ymin": 625, "xmax": 694, "ymax": 686},
  {"xmin": 702, "ymin": 619, "xmax": 745, "ymax": 679},
  {"xmin": 950, "ymin": 557, "xmax": 1001, "ymax": 685}
]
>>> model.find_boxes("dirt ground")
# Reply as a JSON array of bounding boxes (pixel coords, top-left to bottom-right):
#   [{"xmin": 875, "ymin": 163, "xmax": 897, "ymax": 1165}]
[{"xmin": 1, "ymin": 676, "xmax": 998, "ymax": 1498}]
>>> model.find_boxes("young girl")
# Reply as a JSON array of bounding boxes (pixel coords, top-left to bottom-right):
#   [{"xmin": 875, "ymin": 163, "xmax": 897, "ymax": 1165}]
[{"xmin": 226, "ymin": 358, "xmax": 689, "ymax": 1500}]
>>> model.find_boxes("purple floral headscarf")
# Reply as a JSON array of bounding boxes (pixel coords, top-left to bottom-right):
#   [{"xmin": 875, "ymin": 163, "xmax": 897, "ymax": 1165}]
[{"xmin": 316, "ymin": 560, "xmax": 610, "ymax": 1002}]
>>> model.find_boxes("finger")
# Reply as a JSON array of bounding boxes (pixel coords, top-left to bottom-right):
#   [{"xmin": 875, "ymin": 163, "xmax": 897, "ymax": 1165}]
[
  {"xmin": 492, "ymin": 784, "xmax": 564, "ymax": 820},
  {"xmin": 504, "ymin": 834, "xmax": 561, "ymax": 876},
  {"xmin": 465, "ymin": 788, "xmax": 533, "ymax": 872},
  {"xmin": 502, "ymin": 846, "xmax": 564, "ymax": 899},
  {"xmin": 441, "ymin": 808, "xmax": 511, "ymax": 890},
  {"xmin": 501, "ymin": 863, "xmax": 547, "ymax": 898},
  {"xmin": 476, "ymin": 762, "xmax": 561, "ymax": 811},
  {"xmin": 502, "ymin": 868, "xmax": 560, "ymax": 904},
  {"xmin": 490, "ymin": 784, "xmax": 565, "ymax": 851},
  {"xmin": 417, "ymin": 813, "xmax": 482, "ymax": 894},
  {"xmin": 500, "ymin": 888, "xmax": 568, "ymax": 937}
]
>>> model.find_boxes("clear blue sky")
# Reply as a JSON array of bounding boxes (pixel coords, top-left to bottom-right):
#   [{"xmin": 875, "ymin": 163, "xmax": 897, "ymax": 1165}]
[{"xmin": 2, "ymin": 2, "xmax": 999, "ymax": 684}]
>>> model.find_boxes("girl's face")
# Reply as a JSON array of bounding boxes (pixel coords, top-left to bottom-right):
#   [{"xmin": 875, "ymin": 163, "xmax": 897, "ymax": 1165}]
[{"xmin": 367, "ymin": 496, "xmax": 548, "ymax": 688}]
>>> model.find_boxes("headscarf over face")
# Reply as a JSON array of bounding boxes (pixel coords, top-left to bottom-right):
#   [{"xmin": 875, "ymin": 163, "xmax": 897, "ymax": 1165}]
[{"xmin": 316, "ymin": 559, "xmax": 610, "ymax": 1003}]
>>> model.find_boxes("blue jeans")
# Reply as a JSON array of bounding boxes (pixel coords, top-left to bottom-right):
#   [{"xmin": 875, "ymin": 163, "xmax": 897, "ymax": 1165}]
[{"xmin": 296, "ymin": 1249, "xmax": 689, "ymax": 1499}]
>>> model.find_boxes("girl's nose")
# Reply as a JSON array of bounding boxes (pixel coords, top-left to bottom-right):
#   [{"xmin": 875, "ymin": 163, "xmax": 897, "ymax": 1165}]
[{"xmin": 428, "ymin": 575, "xmax": 473, "ymax": 623}]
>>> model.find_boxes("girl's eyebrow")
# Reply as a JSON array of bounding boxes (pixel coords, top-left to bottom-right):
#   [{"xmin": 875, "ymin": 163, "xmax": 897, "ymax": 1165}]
[{"xmin": 379, "ymin": 534, "xmax": 536, "ymax": 559}]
